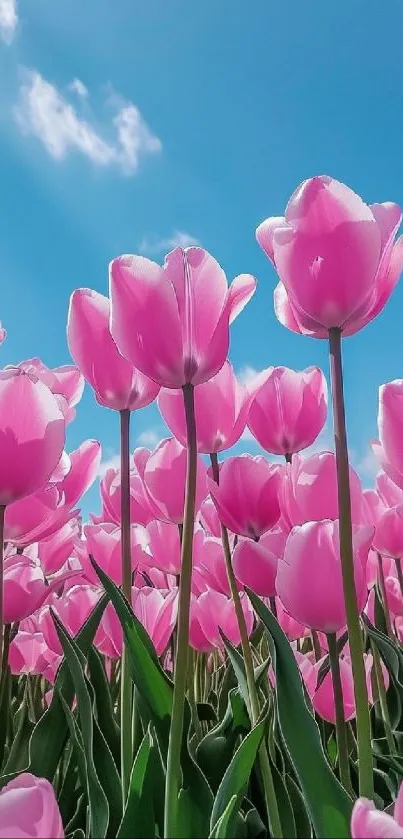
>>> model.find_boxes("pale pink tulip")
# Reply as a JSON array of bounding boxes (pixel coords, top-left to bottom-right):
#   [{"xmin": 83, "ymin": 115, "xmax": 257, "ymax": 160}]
[
  {"xmin": 158, "ymin": 360, "xmax": 250, "ymax": 453},
  {"xmin": 351, "ymin": 782, "xmax": 403, "ymax": 838},
  {"xmin": 190, "ymin": 590, "xmax": 254, "ymax": 651},
  {"xmin": 276, "ymin": 520, "xmax": 373, "ymax": 633},
  {"xmin": 67, "ymin": 288, "xmax": 159, "ymax": 410},
  {"xmin": 257, "ymin": 176, "xmax": 403, "ymax": 338},
  {"xmin": 0, "ymin": 773, "xmax": 64, "ymax": 838},
  {"xmin": 142, "ymin": 438, "xmax": 208, "ymax": 524},
  {"xmin": 374, "ymin": 504, "xmax": 403, "ymax": 558},
  {"xmin": 99, "ymin": 451, "xmax": 155, "ymax": 528},
  {"xmin": 374, "ymin": 381, "xmax": 403, "ymax": 490},
  {"xmin": 198, "ymin": 498, "xmax": 223, "ymax": 538},
  {"xmin": 109, "ymin": 246, "xmax": 256, "ymax": 388},
  {"xmin": 17, "ymin": 358, "xmax": 84, "ymax": 425},
  {"xmin": 132, "ymin": 587, "xmax": 178, "ymax": 655},
  {"xmin": 5, "ymin": 485, "xmax": 77, "ymax": 547},
  {"xmin": 232, "ymin": 523, "xmax": 287, "ymax": 597},
  {"xmin": 377, "ymin": 472, "xmax": 403, "ymax": 507},
  {"xmin": 280, "ymin": 451, "xmax": 363, "ymax": 528},
  {"xmin": 83, "ymin": 521, "xmax": 148, "ymax": 585},
  {"xmin": 146, "ymin": 519, "xmax": 181, "ymax": 575},
  {"xmin": 38, "ymin": 518, "xmax": 81, "ymax": 574},
  {"xmin": 3, "ymin": 553, "xmax": 77, "ymax": 623},
  {"xmin": 275, "ymin": 598, "xmax": 309, "ymax": 641},
  {"xmin": 247, "ymin": 366, "xmax": 327, "ymax": 455},
  {"xmin": 0, "ymin": 369, "xmax": 65, "ymax": 506},
  {"xmin": 60, "ymin": 440, "xmax": 101, "ymax": 508},
  {"xmin": 40, "ymin": 585, "xmax": 101, "ymax": 655},
  {"xmin": 207, "ymin": 455, "xmax": 281, "ymax": 538},
  {"xmin": 192, "ymin": 528, "xmax": 230, "ymax": 595}
]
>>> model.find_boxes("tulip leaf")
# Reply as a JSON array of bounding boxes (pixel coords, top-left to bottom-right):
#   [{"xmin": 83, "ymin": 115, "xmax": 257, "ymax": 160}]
[
  {"xmin": 197, "ymin": 688, "xmax": 249, "ymax": 793},
  {"xmin": 208, "ymin": 795, "xmax": 238, "ymax": 838},
  {"xmin": 246, "ymin": 589, "xmax": 352, "ymax": 839},
  {"xmin": 117, "ymin": 726, "xmax": 157, "ymax": 838},
  {"xmin": 87, "ymin": 647, "xmax": 120, "ymax": 766}
]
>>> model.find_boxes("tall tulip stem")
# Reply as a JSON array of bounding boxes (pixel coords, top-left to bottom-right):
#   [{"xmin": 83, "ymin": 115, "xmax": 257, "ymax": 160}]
[
  {"xmin": 328, "ymin": 327, "xmax": 373, "ymax": 799},
  {"xmin": 210, "ymin": 453, "xmax": 282, "ymax": 839},
  {"xmin": 120, "ymin": 408, "xmax": 132, "ymax": 804},
  {"xmin": 164, "ymin": 384, "xmax": 198, "ymax": 839},
  {"xmin": 327, "ymin": 632, "xmax": 352, "ymax": 794}
]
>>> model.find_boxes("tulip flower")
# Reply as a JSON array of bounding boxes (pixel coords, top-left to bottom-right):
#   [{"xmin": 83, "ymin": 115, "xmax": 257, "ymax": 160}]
[
  {"xmin": 146, "ymin": 519, "xmax": 181, "ymax": 575},
  {"xmin": 232, "ymin": 523, "xmax": 287, "ymax": 598},
  {"xmin": 60, "ymin": 440, "xmax": 101, "ymax": 508},
  {"xmin": 132, "ymin": 587, "xmax": 178, "ymax": 656},
  {"xmin": 67, "ymin": 288, "xmax": 159, "ymax": 411},
  {"xmin": 207, "ymin": 455, "xmax": 281, "ymax": 539},
  {"xmin": 247, "ymin": 366, "xmax": 327, "ymax": 457},
  {"xmin": 190, "ymin": 590, "xmax": 254, "ymax": 651},
  {"xmin": 198, "ymin": 498, "xmax": 223, "ymax": 539},
  {"xmin": 376, "ymin": 471, "xmax": 403, "ymax": 507},
  {"xmin": 0, "ymin": 773, "xmax": 64, "ymax": 838},
  {"xmin": 83, "ymin": 521, "xmax": 148, "ymax": 585},
  {"xmin": 192, "ymin": 527, "xmax": 230, "ymax": 595},
  {"xmin": 280, "ymin": 451, "xmax": 363, "ymax": 528},
  {"xmin": 38, "ymin": 518, "xmax": 81, "ymax": 575},
  {"xmin": 374, "ymin": 504, "xmax": 403, "ymax": 558},
  {"xmin": 276, "ymin": 520, "xmax": 373, "ymax": 633},
  {"xmin": 99, "ymin": 450, "xmax": 156, "ymax": 527},
  {"xmin": 158, "ymin": 360, "xmax": 250, "ymax": 453},
  {"xmin": 374, "ymin": 380, "xmax": 403, "ymax": 490},
  {"xmin": 351, "ymin": 783, "xmax": 403, "ymax": 838},
  {"xmin": 4, "ymin": 484, "xmax": 78, "ymax": 548},
  {"xmin": 17, "ymin": 357, "xmax": 84, "ymax": 424},
  {"xmin": 142, "ymin": 437, "xmax": 208, "ymax": 524},
  {"xmin": 256, "ymin": 176, "xmax": 403, "ymax": 338},
  {"xmin": 40, "ymin": 584, "xmax": 101, "ymax": 655}
]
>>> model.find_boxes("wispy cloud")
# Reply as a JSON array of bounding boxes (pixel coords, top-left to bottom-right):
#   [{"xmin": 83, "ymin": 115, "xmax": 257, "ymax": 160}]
[
  {"xmin": 136, "ymin": 429, "xmax": 161, "ymax": 448},
  {"xmin": 138, "ymin": 230, "xmax": 199, "ymax": 256},
  {"xmin": 237, "ymin": 365, "xmax": 259, "ymax": 387},
  {"xmin": 98, "ymin": 452, "xmax": 120, "ymax": 478},
  {"xmin": 14, "ymin": 69, "xmax": 162, "ymax": 175},
  {"xmin": 0, "ymin": 0, "xmax": 17, "ymax": 43},
  {"xmin": 354, "ymin": 445, "xmax": 380, "ymax": 486}
]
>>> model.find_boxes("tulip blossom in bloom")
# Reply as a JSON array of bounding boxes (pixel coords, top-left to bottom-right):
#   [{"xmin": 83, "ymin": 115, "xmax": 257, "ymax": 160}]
[
  {"xmin": 190, "ymin": 590, "xmax": 254, "ymax": 652},
  {"xmin": 0, "ymin": 773, "xmax": 64, "ymax": 838},
  {"xmin": 17, "ymin": 357, "xmax": 84, "ymax": 424},
  {"xmin": 109, "ymin": 246, "xmax": 256, "ymax": 388},
  {"xmin": 40, "ymin": 584, "xmax": 101, "ymax": 655},
  {"xmin": 0, "ymin": 368, "xmax": 66, "ymax": 506},
  {"xmin": 3, "ymin": 552, "xmax": 77, "ymax": 623},
  {"xmin": 142, "ymin": 437, "xmax": 208, "ymax": 524},
  {"xmin": 158, "ymin": 360, "xmax": 250, "ymax": 453},
  {"xmin": 246, "ymin": 366, "xmax": 328, "ymax": 456},
  {"xmin": 374, "ymin": 380, "xmax": 403, "ymax": 490},
  {"xmin": 232, "ymin": 524, "xmax": 288, "ymax": 597},
  {"xmin": 198, "ymin": 498, "xmax": 223, "ymax": 539},
  {"xmin": 351, "ymin": 782, "xmax": 403, "ymax": 838},
  {"xmin": 280, "ymin": 451, "xmax": 363, "ymax": 528},
  {"xmin": 276, "ymin": 520, "xmax": 373, "ymax": 633},
  {"xmin": 60, "ymin": 440, "xmax": 101, "ymax": 508},
  {"xmin": 67, "ymin": 288, "xmax": 159, "ymax": 410},
  {"xmin": 192, "ymin": 527, "xmax": 230, "ymax": 596},
  {"xmin": 96, "ymin": 586, "xmax": 178, "ymax": 658},
  {"xmin": 207, "ymin": 455, "xmax": 281, "ymax": 539},
  {"xmin": 4, "ymin": 484, "xmax": 77, "ymax": 548},
  {"xmin": 38, "ymin": 517, "xmax": 81, "ymax": 575},
  {"xmin": 83, "ymin": 521, "xmax": 148, "ymax": 585},
  {"xmin": 98, "ymin": 448, "xmax": 156, "ymax": 527},
  {"xmin": 146, "ymin": 519, "xmax": 181, "ymax": 575},
  {"xmin": 256, "ymin": 176, "xmax": 403, "ymax": 338},
  {"xmin": 373, "ymin": 504, "xmax": 403, "ymax": 558}
]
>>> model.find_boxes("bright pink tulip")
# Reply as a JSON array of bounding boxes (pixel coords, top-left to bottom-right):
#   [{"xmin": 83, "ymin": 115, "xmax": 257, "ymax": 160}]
[
  {"xmin": 247, "ymin": 366, "xmax": 327, "ymax": 455},
  {"xmin": 0, "ymin": 369, "xmax": 65, "ymax": 506},
  {"xmin": 377, "ymin": 472, "xmax": 403, "ymax": 507},
  {"xmin": 158, "ymin": 360, "xmax": 250, "ymax": 453},
  {"xmin": 99, "ymin": 451, "xmax": 155, "ymax": 527},
  {"xmin": 192, "ymin": 528, "xmax": 230, "ymax": 595},
  {"xmin": 0, "ymin": 773, "xmax": 64, "ymax": 838},
  {"xmin": 257, "ymin": 176, "xmax": 403, "ymax": 338},
  {"xmin": 361, "ymin": 490, "xmax": 386, "ymax": 527},
  {"xmin": 95, "ymin": 601, "xmax": 124, "ymax": 658},
  {"xmin": 232, "ymin": 523, "xmax": 287, "ymax": 597},
  {"xmin": 374, "ymin": 381, "xmax": 403, "ymax": 490},
  {"xmin": 17, "ymin": 358, "xmax": 84, "ymax": 425},
  {"xmin": 280, "ymin": 451, "xmax": 363, "ymax": 528},
  {"xmin": 132, "ymin": 587, "xmax": 178, "ymax": 655},
  {"xmin": 297, "ymin": 651, "xmax": 356, "ymax": 723},
  {"xmin": 38, "ymin": 518, "xmax": 80, "ymax": 574},
  {"xmin": 40, "ymin": 585, "xmax": 101, "ymax": 655},
  {"xmin": 9, "ymin": 628, "xmax": 59, "ymax": 679},
  {"xmin": 3, "ymin": 553, "xmax": 76, "ymax": 623},
  {"xmin": 276, "ymin": 520, "xmax": 373, "ymax": 633},
  {"xmin": 207, "ymin": 455, "xmax": 281, "ymax": 538},
  {"xmin": 67, "ymin": 288, "xmax": 159, "ymax": 410},
  {"xmin": 146, "ymin": 519, "xmax": 181, "ymax": 575},
  {"xmin": 275, "ymin": 598, "xmax": 309, "ymax": 641},
  {"xmin": 142, "ymin": 438, "xmax": 208, "ymax": 524},
  {"xmin": 374, "ymin": 504, "xmax": 403, "ymax": 558},
  {"xmin": 83, "ymin": 521, "xmax": 148, "ymax": 585},
  {"xmin": 198, "ymin": 498, "xmax": 223, "ymax": 538},
  {"xmin": 351, "ymin": 783, "xmax": 403, "ymax": 838},
  {"xmin": 190, "ymin": 590, "xmax": 254, "ymax": 651},
  {"xmin": 61, "ymin": 440, "xmax": 101, "ymax": 508},
  {"xmin": 5, "ymin": 485, "xmax": 77, "ymax": 547},
  {"xmin": 109, "ymin": 246, "xmax": 256, "ymax": 388}
]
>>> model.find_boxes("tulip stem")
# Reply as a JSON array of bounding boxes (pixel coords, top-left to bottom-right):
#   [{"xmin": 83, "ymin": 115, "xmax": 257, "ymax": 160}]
[
  {"xmin": 311, "ymin": 630, "xmax": 322, "ymax": 662},
  {"xmin": 394, "ymin": 557, "xmax": 403, "ymax": 602},
  {"xmin": 210, "ymin": 453, "xmax": 282, "ymax": 839},
  {"xmin": 328, "ymin": 327, "xmax": 373, "ymax": 799},
  {"xmin": 370, "ymin": 640, "xmax": 395, "ymax": 755},
  {"xmin": 120, "ymin": 408, "xmax": 133, "ymax": 805},
  {"xmin": 376, "ymin": 553, "xmax": 393, "ymax": 638},
  {"xmin": 326, "ymin": 633, "xmax": 353, "ymax": 794},
  {"xmin": 0, "ymin": 505, "xmax": 5, "ymax": 676},
  {"xmin": 164, "ymin": 384, "xmax": 198, "ymax": 839}
]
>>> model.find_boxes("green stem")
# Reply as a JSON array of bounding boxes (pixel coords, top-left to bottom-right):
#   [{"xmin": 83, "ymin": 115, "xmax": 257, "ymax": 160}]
[
  {"xmin": 327, "ymin": 633, "xmax": 353, "ymax": 794},
  {"xmin": 188, "ymin": 648, "xmax": 203, "ymax": 742},
  {"xmin": 311, "ymin": 630, "xmax": 322, "ymax": 662},
  {"xmin": 120, "ymin": 408, "xmax": 132, "ymax": 805},
  {"xmin": 0, "ymin": 506, "xmax": 5, "ymax": 675},
  {"xmin": 164, "ymin": 384, "xmax": 198, "ymax": 839},
  {"xmin": 328, "ymin": 328, "xmax": 373, "ymax": 799},
  {"xmin": 210, "ymin": 453, "xmax": 282, "ymax": 839},
  {"xmin": 377, "ymin": 553, "xmax": 393, "ymax": 638},
  {"xmin": 370, "ymin": 640, "xmax": 395, "ymax": 754}
]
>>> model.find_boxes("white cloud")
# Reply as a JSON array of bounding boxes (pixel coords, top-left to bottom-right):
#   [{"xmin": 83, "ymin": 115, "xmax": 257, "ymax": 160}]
[
  {"xmin": 0, "ymin": 0, "xmax": 17, "ymax": 43},
  {"xmin": 139, "ymin": 230, "xmax": 199, "ymax": 256},
  {"xmin": 354, "ymin": 445, "xmax": 380, "ymax": 486},
  {"xmin": 237, "ymin": 365, "xmax": 259, "ymax": 387},
  {"xmin": 68, "ymin": 78, "xmax": 89, "ymax": 99},
  {"xmin": 14, "ymin": 69, "xmax": 162, "ymax": 175},
  {"xmin": 136, "ymin": 429, "xmax": 160, "ymax": 448},
  {"xmin": 98, "ymin": 453, "xmax": 120, "ymax": 478}
]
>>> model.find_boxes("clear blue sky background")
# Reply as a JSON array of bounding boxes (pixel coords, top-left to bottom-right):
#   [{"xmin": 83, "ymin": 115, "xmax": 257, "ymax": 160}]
[{"xmin": 1, "ymin": 0, "xmax": 403, "ymax": 519}]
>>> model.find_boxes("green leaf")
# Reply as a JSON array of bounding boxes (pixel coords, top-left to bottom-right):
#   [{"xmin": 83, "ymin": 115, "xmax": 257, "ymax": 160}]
[
  {"xmin": 3, "ymin": 693, "xmax": 34, "ymax": 773},
  {"xmin": 246, "ymin": 590, "xmax": 352, "ymax": 839},
  {"xmin": 197, "ymin": 689, "xmax": 249, "ymax": 793},
  {"xmin": 208, "ymin": 795, "xmax": 238, "ymax": 838},
  {"xmin": 87, "ymin": 647, "xmax": 120, "ymax": 769},
  {"xmin": 285, "ymin": 774, "xmax": 312, "ymax": 838},
  {"xmin": 117, "ymin": 727, "xmax": 156, "ymax": 839},
  {"xmin": 270, "ymin": 760, "xmax": 296, "ymax": 838},
  {"xmin": 210, "ymin": 708, "xmax": 268, "ymax": 835}
]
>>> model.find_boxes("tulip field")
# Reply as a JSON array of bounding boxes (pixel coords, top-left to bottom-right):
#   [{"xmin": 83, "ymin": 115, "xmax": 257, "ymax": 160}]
[{"xmin": 2, "ymin": 175, "xmax": 403, "ymax": 838}]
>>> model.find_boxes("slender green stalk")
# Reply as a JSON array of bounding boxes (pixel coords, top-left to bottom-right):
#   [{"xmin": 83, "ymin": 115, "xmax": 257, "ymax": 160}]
[
  {"xmin": 0, "ymin": 506, "xmax": 5, "ymax": 676},
  {"xmin": 210, "ymin": 453, "xmax": 282, "ymax": 839},
  {"xmin": 394, "ymin": 557, "xmax": 403, "ymax": 602},
  {"xmin": 377, "ymin": 553, "xmax": 393, "ymax": 638},
  {"xmin": 188, "ymin": 648, "xmax": 203, "ymax": 742},
  {"xmin": 327, "ymin": 633, "xmax": 353, "ymax": 794},
  {"xmin": 328, "ymin": 328, "xmax": 373, "ymax": 799},
  {"xmin": 370, "ymin": 640, "xmax": 395, "ymax": 754},
  {"xmin": 311, "ymin": 630, "xmax": 322, "ymax": 662},
  {"xmin": 119, "ymin": 408, "xmax": 133, "ymax": 804},
  {"xmin": 164, "ymin": 384, "xmax": 198, "ymax": 839}
]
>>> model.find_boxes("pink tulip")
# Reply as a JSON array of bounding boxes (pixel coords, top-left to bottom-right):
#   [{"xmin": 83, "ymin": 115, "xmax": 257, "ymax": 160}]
[
  {"xmin": 40, "ymin": 584, "xmax": 101, "ymax": 655},
  {"xmin": 361, "ymin": 490, "xmax": 386, "ymax": 527},
  {"xmin": 276, "ymin": 520, "xmax": 373, "ymax": 633},
  {"xmin": 377, "ymin": 472, "xmax": 403, "ymax": 507},
  {"xmin": 5, "ymin": 484, "xmax": 77, "ymax": 547},
  {"xmin": 375, "ymin": 381, "xmax": 403, "ymax": 490},
  {"xmin": 351, "ymin": 783, "xmax": 403, "ymax": 838},
  {"xmin": 83, "ymin": 521, "xmax": 148, "ymax": 585},
  {"xmin": 158, "ymin": 360, "xmax": 250, "ymax": 453},
  {"xmin": 190, "ymin": 590, "xmax": 254, "ymax": 651},
  {"xmin": 232, "ymin": 523, "xmax": 287, "ymax": 597},
  {"xmin": 275, "ymin": 598, "xmax": 310, "ymax": 641},
  {"xmin": 142, "ymin": 438, "xmax": 208, "ymax": 524},
  {"xmin": 67, "ymin": 288, "xmax": 159, "ymax": 410},
  {"xmin": 257, "ymin": 176, "xmax": 403, "ymax": 338},
  {"xmin": 247, "ymin": 366, "xmax": 327, "ymax": 456},
  {"xmin": 17, "ymin": 358, "xmax": 84, "ymax": 424},
  {"xmin": 132, "ymin": 587, "xmax": 178, "ymax": 655},
  {"xmin": 95, "ymin": 601, "xmax": 124, "ymax": 658},
  {"xmin": 374, "ymin": 504, "xmax": 403, "ymax": 558},
  {"xmin": 0, "ymin": 369, "xmax": 65, "ymax": 506},
  {"xmin": 146, "ymin": 519, "xmax": 181, "ymax": 575},
  {"xmin": 3, "ymin": 553, "xmax": 76, "ymax": 623},
  {"xmin": 60, "ymin": 440, "xmax": 101, "ymax": 508},
  {"xmin": 38, "ymin": 518, "xmax": 80, "ymax": 575},
  {"xmin": 0, "ymin": 773, "xmax": 64, "ymax": 838},
  {"xmin": 207, "ymin": 455, "xmax": 281, "ymax": 538},
  {"xmin": 198, "ymin": 498, "xmax": 223, "ymax": 538},
  {"xmin": 109, "ymin": 246, "xmax": 256, "ymax": 388},
  {"xmin": 99, "ymin": 451, "xmax": 155, "ymax": 527},
  {"xmin": 280, "ymin": 451, "xmax": 363, "ymax": 528},
  {"xmin": 192, "ymin": 528, "xmax": 230, "ymax": 595}
]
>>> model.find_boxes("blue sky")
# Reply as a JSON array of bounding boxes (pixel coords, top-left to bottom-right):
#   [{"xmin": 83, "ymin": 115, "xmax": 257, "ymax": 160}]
[{"xmin": 1, "ymin": 0, "xmax": 403, "ymax": 518}]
